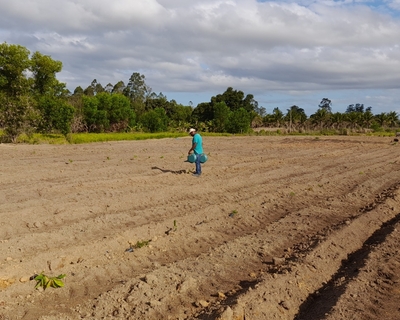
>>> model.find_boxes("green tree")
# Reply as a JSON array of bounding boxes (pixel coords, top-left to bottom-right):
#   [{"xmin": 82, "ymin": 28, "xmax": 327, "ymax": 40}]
[
  {"xmin": 36, "ymin": 96, "xmax": 74, "ymax": 135},
  {"xmin": 310, "ymin": 108, "xmax": 330, "ymax": 130},
  {"xmin": 319, "ymin": 98, "xmax": 332, "ymax": 113},
  {"xmin": 140, "ymin": 108, "xmax": 168, "ymax": 133},
  {"xmin": 81, "ymin": 93, "xmax": 135, "ymax": 132},
  {"xmin": 30, "ymin": 52, "xmax": 63, "ymax": 95},
  {"xmin": 375, "ymin": 112, "xmax": 388, "ymax": 128},
  {"xmin": 73, "ymin": 86, "xmax": 84, "ymax": 96},
  {"xmin": 346, "ymin": 112, "xmax": 361, "ymax": 129},
  {"xmin": 124, "ymin": 72, "xmax": 151, "ymax": 102},
  {"xmin": 331, "ymin": 112, "xmax": 345, "ymax": 129},
  {"xmin": 269, "ymin": 107, "xmax": 284, "ymax": 127},
  {"xmin": 0, "ymin": 43, "xmax": 31, "ymax": 96},
  {"xmin": 108, "ymin": 94, "xmax": 136, "ymax": 130},
  {"xmin": 169, "ymin": 104, "xmax": 193, "ymax": 131},
  {"xmin": 112, "ymin": 81, "xmax": 125, "ymax": 94},
  {"xmin": 0, "ymin": 94, "xmax": 37, "ymax": 142},
  {"xmin": 82, "ymin": 95, "xmax": 108, "ymax": 132},
  {"xmin": 30, "ymin": 52, "xmax": 74, "ymax": 135},
  {"xmin": 211, "ymin": 87, "xmax": 257, "ymax": 113},
  {"xmin": 191, "ymin": 102, "xmax": 213, "ymax": 123},
  {"xmin": 346, "ymin": 103, "xmax": 364, "ymax": 113},
  {"xmin": 145, "ymin": 92, "xmax": 168, "ymax": 111},
  {"xmin": 227, "ymin": 107, "xmax": 250, "ymax": 133},
  {"xmin": 83, "ymin": 79, "xmax": 104, "ymax": 96},
  {"xmin": 212, "ymin": 101, "xmax": 230, "ymax": 132},
  {"xmin": 361, "ymin": 110, "xmax": 374, "ymax": 128},
  {"xmin": 124, "ymin": 72, "xmax": 151, "ymax": 118},
  {"xmin": 0, "ymin": 43, "xmax": 35, "ymax": 141},
  {"xmin": 285, "ymin": 105, "xmax": 307, "ymax": 131},
  {"xmin": 386, "ymin": 111, "xmax": 399, "ymax": 128}
]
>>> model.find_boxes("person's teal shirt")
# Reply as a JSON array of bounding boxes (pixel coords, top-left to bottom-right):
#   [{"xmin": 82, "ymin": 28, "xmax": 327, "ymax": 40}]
[{"xmin": 193, "ymin": 133, "xmax": 203, "ymax": 155}]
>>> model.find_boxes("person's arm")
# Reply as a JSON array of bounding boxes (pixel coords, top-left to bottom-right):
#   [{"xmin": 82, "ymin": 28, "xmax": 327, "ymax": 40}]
[{"xmin": 188, "ymin": 142, "xmax": 197, "ymax": 155}]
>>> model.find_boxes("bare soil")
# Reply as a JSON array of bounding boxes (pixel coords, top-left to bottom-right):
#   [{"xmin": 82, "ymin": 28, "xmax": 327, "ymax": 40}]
[{"xmin": 1, "ymin": 135, "xmax": 400, "ymax": 320}]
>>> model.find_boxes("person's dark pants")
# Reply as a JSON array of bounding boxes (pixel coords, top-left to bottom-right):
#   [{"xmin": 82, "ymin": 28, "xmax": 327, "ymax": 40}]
[{"xmin": 195, "ymin": 153, "xmax": 202, "ymax": 174}]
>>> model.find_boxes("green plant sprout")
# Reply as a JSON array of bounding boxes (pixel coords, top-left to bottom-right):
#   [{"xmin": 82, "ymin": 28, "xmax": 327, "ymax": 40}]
[
  {"xmin": 165, "ymin": 220, "xmax": 178, "ymax": 235},
  {"xmin": 133, "ymin": 240, "xmax": 151, "ymax": 248},
  {"xmin": 34, "ymin": 273, "xmax": 66, "ymax": 290}
]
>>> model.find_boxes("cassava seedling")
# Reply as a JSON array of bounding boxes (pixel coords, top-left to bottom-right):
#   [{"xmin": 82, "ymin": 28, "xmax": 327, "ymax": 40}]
[
  {"xmin": 133, "ymin": 240, "xmax": 151, "ymax": 248},
  {"xmin": 165, "ymin": 220, "xmax": 178, "ymax": 235},
  {"xmin": 34, "ymin": 273, "xmax": 66, "ymax": 290}
]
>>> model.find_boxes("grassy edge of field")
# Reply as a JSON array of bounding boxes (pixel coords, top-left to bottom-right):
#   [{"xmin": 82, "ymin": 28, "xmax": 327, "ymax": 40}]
[{"xmin": 0, "ymin": 129, "xmax": 396, "ymax": 145}]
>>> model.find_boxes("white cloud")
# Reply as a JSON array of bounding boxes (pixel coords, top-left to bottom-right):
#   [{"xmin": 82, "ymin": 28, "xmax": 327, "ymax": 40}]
[{"xmin": 1, "ymin": 0, "xmax": 400, "ymax": 113}]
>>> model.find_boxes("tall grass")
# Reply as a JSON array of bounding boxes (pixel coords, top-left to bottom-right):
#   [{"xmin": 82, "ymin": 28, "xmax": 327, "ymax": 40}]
[
  {"xmin": 68, "ymin": 132, "xmax": 187, "ymax": 144},
  {"xmin": 14, "ymin": 132, "xmax": 191, "ymax": 144}
]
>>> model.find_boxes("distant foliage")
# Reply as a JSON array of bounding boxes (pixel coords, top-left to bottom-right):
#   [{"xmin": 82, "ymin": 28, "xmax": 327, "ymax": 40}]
[
  {"xmin": 0, "ymin": 42, "xmax": 74, "ymax": 141},
  {"xmin": 1, "ymin": 42, "xmax": 399, "ymax": 142}
]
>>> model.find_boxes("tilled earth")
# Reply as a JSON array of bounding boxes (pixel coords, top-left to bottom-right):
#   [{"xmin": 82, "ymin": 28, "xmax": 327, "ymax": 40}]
[{"xmin": 0, "ymin": 135, "xmax": 400, "ymax": 320}]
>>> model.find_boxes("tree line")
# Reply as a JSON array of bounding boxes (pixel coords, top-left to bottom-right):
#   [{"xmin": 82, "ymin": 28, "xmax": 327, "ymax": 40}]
[{"xmin": 1, "ymin": 43, "xmax": 399, "ymax": 142}]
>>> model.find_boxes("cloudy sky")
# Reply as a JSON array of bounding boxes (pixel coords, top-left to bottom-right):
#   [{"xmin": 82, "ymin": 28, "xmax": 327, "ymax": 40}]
[{"xmin": 1, "ymin": 0, "xmax": 400, "ymax": 115}]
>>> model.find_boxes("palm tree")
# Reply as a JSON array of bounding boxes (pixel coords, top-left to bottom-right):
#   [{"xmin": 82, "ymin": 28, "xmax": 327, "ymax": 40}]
[
  {"xmin": 375, "ymin": 112, "xmax": 389, "ymax": 128},
  {"xmin": 310, "ymin": 108, "xmax": 330, "ymax": 130},
  {"xmin": 285, "ymin": 105, "xmax": 307, "ymax": 132},
  {"xmin": 386, "ymin": 111, "xmax": 399, "ymax": 128},
  {"xmin": 361, "ymin": 110, "xmax": 374, "ymax": 129},
  {"xmin": 269, "ymin": 107, "xmax": 284, "ymax": 127},
  {"xmin": 346, "ymin": 112, "xmax": 361, "ymax": 130},
  {"xmin": 331, "ymin": 112, "xmax": 345, "ymax": 130}
]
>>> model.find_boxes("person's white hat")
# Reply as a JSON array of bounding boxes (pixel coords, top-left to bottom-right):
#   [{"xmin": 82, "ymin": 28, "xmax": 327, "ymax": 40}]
[{"xmin": 189, "ymin": 128, "xmax": 196, "ymax": 133}]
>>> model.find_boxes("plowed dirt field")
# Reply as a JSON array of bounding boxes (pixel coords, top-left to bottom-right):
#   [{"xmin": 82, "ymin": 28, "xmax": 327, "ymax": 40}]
[{"xmin": 1, "ymin": 135, "xmax": 400, "ymax": 320}]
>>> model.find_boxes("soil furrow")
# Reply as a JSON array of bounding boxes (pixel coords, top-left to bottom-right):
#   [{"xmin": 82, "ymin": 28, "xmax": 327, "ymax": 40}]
[{"xmin": 295, "ymin": 212, "xmax": 400, "ymax": 320}]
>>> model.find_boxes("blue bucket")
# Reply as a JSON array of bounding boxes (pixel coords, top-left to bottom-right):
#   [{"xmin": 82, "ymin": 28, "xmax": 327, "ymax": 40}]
[
  {"xmin": 187, "ymin": 154, "xmax": 197, "ymax": 163},
  {"xmin": 200, "ymin": 154, "xmax": 208, "ymax": 163}
]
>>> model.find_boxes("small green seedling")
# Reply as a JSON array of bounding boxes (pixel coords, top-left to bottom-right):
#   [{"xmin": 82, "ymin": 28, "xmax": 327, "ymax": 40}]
[
  {"xmin": 165, "ymin": 220, "xmax": 178, "ymax": 235},
  {"xmin": 34, "ymin": 273, "xmax": 66, "ymax": 290},
  {"xmin": 133, "ymin": 240, "xmax": 150, "ymax": 248}
]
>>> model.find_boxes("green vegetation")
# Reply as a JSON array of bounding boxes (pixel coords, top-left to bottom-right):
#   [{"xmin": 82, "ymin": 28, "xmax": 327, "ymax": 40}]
[
  {"xmin": 34, "ymin": 273, "xmax": 66, "ymax": 290},
  {"xmin": 69, "ymin": 132, "xmax": 187, "ymax": 144},
  {"xmin": 133, "ymin": 240, "xmax": 151, "ymax": 248},
  {"xmin": 165, "ymin": 220, "xmax": 178, "ymax": 235},
  {"xmin": 1, "ymin": 42, "xmax": 400, "ymax": 144}
]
